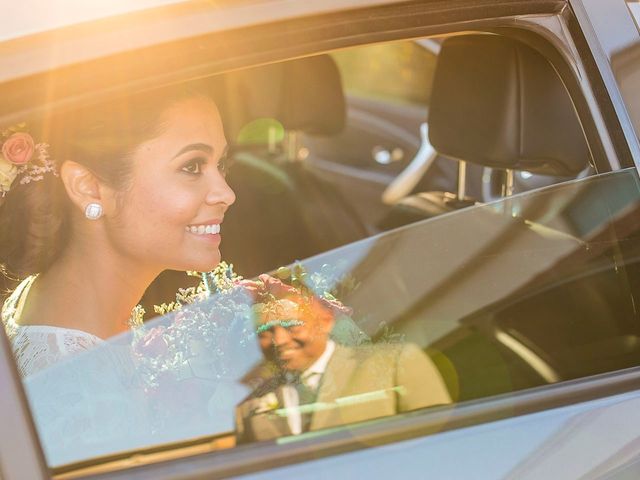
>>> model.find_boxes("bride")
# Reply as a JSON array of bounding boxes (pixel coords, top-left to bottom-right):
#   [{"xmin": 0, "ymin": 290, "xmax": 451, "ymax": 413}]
[{"xmin": 0, "ymin": 81, "xmax": 236, "ymax": 378}]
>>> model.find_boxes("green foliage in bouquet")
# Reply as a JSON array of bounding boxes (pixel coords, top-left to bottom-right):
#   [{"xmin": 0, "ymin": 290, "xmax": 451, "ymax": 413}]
[
  {"xmin": 132, "ymin": 262, "xmax": 256, "ymax": 389},
  {"xmin": 131, "ymin": 261, "xmax": 361, "ymax": 390}
]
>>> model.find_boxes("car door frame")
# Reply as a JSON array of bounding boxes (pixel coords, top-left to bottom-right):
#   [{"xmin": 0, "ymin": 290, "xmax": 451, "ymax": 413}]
[
  {"xmin": 0, "ymin": 322, "xmax": 48, "ymax": 480},
  {"xmin": 569, "ymin": 0, "xmax": 640, "ymax": 170},
  {"xmin": 3, "ymin": 0, "xmax": 640, "ymax": 478}
]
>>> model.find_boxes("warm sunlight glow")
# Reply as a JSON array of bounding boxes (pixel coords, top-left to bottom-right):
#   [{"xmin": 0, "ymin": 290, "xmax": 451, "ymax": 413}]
[{"xmin": 1, "ymin": 0, "xmax": 186, "ymax": 41}]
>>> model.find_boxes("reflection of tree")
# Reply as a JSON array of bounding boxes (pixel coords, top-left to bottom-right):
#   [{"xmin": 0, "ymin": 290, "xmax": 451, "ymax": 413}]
[
  {"xmin": 299, "ymin": 172, "xmax": 640, "ymax": 401},
  {"xmin": 309, "ymin": 172, "xmax": 640, "ymax": 345}
]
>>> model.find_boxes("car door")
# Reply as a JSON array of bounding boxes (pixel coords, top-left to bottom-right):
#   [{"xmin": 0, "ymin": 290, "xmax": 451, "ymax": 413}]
[{"xmin": 4, "ymin": 0, "xmax": 640, "ymax": 479}]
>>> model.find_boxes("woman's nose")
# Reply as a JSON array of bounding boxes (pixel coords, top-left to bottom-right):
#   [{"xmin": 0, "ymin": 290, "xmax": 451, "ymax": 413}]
[{"xmin": 205, "ymin": 172, "xmax": 236, "ymax": 208}]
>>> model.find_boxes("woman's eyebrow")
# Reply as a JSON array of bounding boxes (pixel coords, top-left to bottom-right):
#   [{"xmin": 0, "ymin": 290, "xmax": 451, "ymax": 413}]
[{"xmin": 172, "ymin": 143, "xmax": 213, "ymax": 159}]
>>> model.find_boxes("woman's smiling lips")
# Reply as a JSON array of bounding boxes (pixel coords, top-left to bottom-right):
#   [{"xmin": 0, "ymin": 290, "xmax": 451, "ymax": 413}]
[{"xmin": 185, "ymin": 220, "xmax": 222, "ymax": 241}]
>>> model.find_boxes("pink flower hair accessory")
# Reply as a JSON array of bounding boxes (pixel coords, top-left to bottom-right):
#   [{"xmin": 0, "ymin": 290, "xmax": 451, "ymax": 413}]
[
  {"xmin": 0, "ymin": 124, "xmax": 58, "ymax": 197},
  {"xmin": 3, "ymin": 132, "xmax": 35, "ymax": 165}
]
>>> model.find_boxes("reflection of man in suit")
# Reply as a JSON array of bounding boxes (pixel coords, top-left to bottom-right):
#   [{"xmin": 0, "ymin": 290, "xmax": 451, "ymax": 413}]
[{"xmin": 235, "ymin": 294, "xmax": 451, "ymax": 443}]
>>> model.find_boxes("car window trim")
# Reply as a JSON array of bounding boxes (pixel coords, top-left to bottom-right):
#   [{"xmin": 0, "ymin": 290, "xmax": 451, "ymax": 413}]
[
  {"xmin": 0, "ymin": 327, "xmax": 49, "ymax": 480},
  {"xmin": 569, "ymin": 0, "xmax": 640, "ymax": 171},
  {"xmin": 0, "ymin": 1, "xmax": 620, "ymax": 176},
  {"xmin": 59, "ymin": 366, "xmax": 640, "ymax": 479},
  {"xmin": 0, "ymin": 1, "xmax": 632, "ymax": 477},
  {"xmin": 2, "ymin": 0, "xmax": 566, "ymax": 125},
  {"xmin": 562, "ymin": 0, "xmax": 639, "ymax": 173}
]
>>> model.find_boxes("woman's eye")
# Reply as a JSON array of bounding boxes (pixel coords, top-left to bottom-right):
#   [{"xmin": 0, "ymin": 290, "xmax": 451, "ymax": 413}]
[
  {"xmin": 217, "ymin": 155, "xmax": 230, "ymax": 176},
  {"xmin": 181, "ymin": 158, "xmax": 205, "ymax": 175}
]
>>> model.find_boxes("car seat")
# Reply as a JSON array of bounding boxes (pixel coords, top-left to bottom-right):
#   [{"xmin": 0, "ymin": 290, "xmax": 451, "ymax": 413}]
[
  {"xmin": 220, "ymin": 55, "xmax": 369, "ymax": 277},
  {"xmin": 378, "ymin": 34, "xmax": 592, "ymax": 230}
]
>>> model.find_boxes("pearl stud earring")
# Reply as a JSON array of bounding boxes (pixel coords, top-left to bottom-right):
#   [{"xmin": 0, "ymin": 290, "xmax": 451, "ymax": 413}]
[{"xmin": 85, "ymin": 202, "xmax": 103, "ymax": 220}]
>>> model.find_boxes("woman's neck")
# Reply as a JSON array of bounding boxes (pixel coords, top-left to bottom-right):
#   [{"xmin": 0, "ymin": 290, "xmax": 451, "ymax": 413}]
[{"xmin": 17, "ymin": 237, "xmax": 159, "ymax": 340}]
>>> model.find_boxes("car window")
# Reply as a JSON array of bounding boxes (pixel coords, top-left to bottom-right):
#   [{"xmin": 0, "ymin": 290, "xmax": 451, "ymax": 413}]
[
  {"xmin": 627, "ymin": 0, "xmax": 640, "ymax": 32},
  {"xmin": 307, "ymin": 41, "xmax": 435, "ymax": 176},
  {"xmin": 14, "ymin": 167, "xmax": 640, "ymax": 468},
  {"xmin": 332, "ymin": 40, "xmax": 436, "ymax": 108},
  {"xmin": 0, "ymin": 28, "xmax": 626, "ymax": 474},
  {"xmin": 298, "ymin": 37, "xmax": 594, "ymax": 241}
]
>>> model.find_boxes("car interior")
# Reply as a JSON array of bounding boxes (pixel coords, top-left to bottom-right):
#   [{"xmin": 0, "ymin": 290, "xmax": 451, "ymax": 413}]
[
  {"xmin": 227, "ymin": 32, "xmax": 597, "ymax": 266},
  {"xmin": 221, "ymin": 55, "xmax": 370, "ymax": 277},
  {"xmin": 379, "ymin": 34, "xmax": 594, "ymax": 229}
]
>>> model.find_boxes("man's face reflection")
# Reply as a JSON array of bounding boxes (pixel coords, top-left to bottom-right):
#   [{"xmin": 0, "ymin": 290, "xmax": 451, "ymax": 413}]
[{"xmin": 256, "ymin": 298, "xmax": 333, "ymax": 373}]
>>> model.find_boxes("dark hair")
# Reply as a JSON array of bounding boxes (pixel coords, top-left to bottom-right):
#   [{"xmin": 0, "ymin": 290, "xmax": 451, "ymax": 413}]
[{"xmin": 0, "ymin": 79, "xmax": 222, "ymax": 279}]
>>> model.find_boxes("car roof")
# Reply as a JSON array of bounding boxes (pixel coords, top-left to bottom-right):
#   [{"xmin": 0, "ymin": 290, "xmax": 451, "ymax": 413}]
[
  {"xmin": 0, "ymin": 0, "xmax": 185, "ymax": 42},
  {"xmin": 0, "ymin": 0, "xmax": 407, "ymax": 83}
]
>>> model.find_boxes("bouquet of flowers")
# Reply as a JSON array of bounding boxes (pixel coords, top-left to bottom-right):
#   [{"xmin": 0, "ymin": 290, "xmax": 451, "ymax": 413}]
[
  {"xmin": 128, "ymin": 261, "xmax": 358, "ymax": 432},
  {"xmin": 130, "ymin": 262, "xmax": 357, "ymax": 393},
  {"xmin": 131, "ymin": 262, "xmax": 252, "ymax": 390}
]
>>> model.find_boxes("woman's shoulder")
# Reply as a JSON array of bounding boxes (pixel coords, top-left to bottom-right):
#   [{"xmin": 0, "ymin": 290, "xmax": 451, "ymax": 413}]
[
  {"xmin": 8, "ymin": 325, "xmax": 103, "ymax": 377},
  {"xmin": 2, "ymin": 275, "xmax": 104, "ymax": 377},
  {"xmin": 12, "ymin": 324, "xmax": 103, "ymax": 350}
]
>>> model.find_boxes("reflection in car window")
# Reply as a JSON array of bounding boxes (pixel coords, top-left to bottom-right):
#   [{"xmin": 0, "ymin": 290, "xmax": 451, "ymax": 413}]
[{"xmin": 9, "ymin": 167, "xmax": 640, "ymax": 467}]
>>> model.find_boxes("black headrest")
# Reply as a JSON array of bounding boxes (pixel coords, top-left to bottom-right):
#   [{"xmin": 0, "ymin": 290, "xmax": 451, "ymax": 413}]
[
  {"xmin": 281, "ymin": 55, "xmax": 345, "ymax": 134},
  {"xmin": 428, "ymin": 35, "xmax": 590, "ymax": 176},
  {"xmin": 227, "ymin": 54, "xmax": 345, "ymax": 138}
]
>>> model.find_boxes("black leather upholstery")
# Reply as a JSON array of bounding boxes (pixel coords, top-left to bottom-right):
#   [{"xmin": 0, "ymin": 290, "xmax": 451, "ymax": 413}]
[
  {"xmin": 428, "ymin": 34, "xmax": 591, "ymax": 176},
  {"xmin": 280, "ymin": 55, "xmax": 346, "ymax": 135},
  {"xmin": 223, "ymin": 55, "xmax": 345, "ymax": 140},
  {"xmin": 378, "ymin": 34, "xmax": 593, "ymax": 232},
  {"xmin": 220, "ymin": 55, "xmax": 367, "ymax": 277}
]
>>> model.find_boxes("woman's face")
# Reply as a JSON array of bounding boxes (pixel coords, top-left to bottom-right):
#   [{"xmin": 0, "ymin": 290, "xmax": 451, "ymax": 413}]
[{"xmin": 105, "ymin": 97, "xmax": 236, "ymax": 274}]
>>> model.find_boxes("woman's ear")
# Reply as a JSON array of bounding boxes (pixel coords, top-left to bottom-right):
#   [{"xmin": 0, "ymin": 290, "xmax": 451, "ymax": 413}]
[{"xmin": 59, "ymin": 161, "xmax": 108, "ymax": 215}]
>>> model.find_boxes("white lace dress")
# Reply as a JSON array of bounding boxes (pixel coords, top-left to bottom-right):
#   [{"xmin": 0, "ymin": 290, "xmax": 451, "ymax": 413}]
[{"xmin": 1, "ymin": 275, "xmax": 103, "ymax": 377}]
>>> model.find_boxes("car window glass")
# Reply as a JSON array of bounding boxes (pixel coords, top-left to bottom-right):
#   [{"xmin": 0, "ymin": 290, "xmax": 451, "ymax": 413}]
[
  {"xmin": 14, "ymin": 167, "xmax": 640, "ymax": 467},
  {"xmin": 627, "ymin": 1, "xmax": 640, "ymax": 32},
  {"xmin": 332, "ymin": 40, "xmax": 437, "ymax": 107},
  {"xmin": 311, "ymin": 41, "xmax": 436, "ymax": 176}
]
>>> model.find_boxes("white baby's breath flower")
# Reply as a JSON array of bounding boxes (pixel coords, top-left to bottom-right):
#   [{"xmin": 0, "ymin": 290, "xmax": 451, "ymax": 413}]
[{"xmin": 0, "ymin": 153, "xmax": 18, "ymax": 194}]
